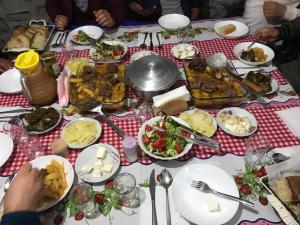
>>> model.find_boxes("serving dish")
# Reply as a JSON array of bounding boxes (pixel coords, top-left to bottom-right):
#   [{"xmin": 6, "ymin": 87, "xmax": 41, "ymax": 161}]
[
  {"xmin": 184, "ymin": 58, "xmax": 247, "ymax": 107},
  {"xmin": 75, "ymin": 143, "xmax": 120, "ymax": 183},
  {"xmin": 173, "ymin": 163, "xmax": 239, "ymax": 225},
  {"xmin": 2, "ymin": 20, "xmax": 54, "ymax": 53},
  {"xmin": 69, "ymin": 63, "xmax": 127, "ymax": 111},
  {"xmin": 158, "ymin": 14, "xmax": 190, "ymax": 31},
  {"xmin": 30, "ymin": 155, "xmax": 74, "ymax": 211},
  {"xmin": 0, "ymin": 68, "xmax": 22, "ymax": 94},
  {"xmin": 234, "ymin": 42, "xmax": 275, "ymax": 66},
  {"xmin": 137, "ymin": 116, "xmax": 193, "ymax": 160},
  {"xmin": 216, "ymin": 107, "xmax": 257, "ymax": 137},
  {"xmin": 61, "ymin": 118, "xmax": 102, "ymax": 149},
  {"xmin": 214, "ymin": 20, "xmax": 249, "ymax": 39},
  {"xmin": 69, "ymin": 25, "xmax": 103, "ymax": 45}
]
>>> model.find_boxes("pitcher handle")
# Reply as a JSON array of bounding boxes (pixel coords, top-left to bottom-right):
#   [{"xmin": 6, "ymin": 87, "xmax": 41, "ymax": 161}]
[{"xmin": 21, "ymin": 76, "xmax": 32, "ymax": 102}]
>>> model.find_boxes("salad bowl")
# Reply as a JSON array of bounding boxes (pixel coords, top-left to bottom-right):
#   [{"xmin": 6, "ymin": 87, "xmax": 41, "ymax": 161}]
[{"xmin": 137, "ymin": 116, "xmax": 193, "ymax": 160}]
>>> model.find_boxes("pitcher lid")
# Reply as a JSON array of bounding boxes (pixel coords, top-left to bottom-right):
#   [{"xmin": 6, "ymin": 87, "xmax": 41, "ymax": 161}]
[{"xmin": 15, "ymin": 50, "xmax": 39, "ymax": 70}]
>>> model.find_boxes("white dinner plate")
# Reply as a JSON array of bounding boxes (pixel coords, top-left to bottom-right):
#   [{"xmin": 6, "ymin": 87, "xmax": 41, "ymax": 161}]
[
  {"xmin": 0, "ymin": 133, "xmax": 14, "ymax": 167},
  {"xmin": 69, "ymin": 25, "xmax": 103, "ymax": 45},
  {"xmin": 61, "ymin": 118, "xmax": 102, "ymax": 149},
  {"xmin": 241, "ymin": 72, "xmax": 279, "ymax": 95},
  {"xmin": 216, "ymin": 107, "xmax": 258, "ymax": 137},
  {"xmin": 130, "ymin": 50, "xmax": 158, "ymax": 62},
  {"xmin": 158, "ymin": 14, "xmax": 190, "ymax": 31},
  {"xmin": 22, "ymin": 105, "xmax": 62, "ymax": 135},
  {"xmin": 214, "ymin": 20, "xmax": 249, "ymax": 39},
  {"xmin": 179, "ymin": 109, "xmax": 217, "ymax": 137},
  {"xmin": 75, "ymin": 143, "xmax": 121, "ymax": 183},
  {"xmin": 233, "ymin": 42, "xmax": 275, "ymax": 66},
  {"xmin": 30, "ymin": 155, "xmax": 74, "ymax": 211},
  {"xmin": 171, "ymin": 44, "xmax": 199, "ymax": 60},
  {"xmin": 0, "ymin": 68, "xmax": 22, "ymax": 94},
  {"xmin": 137, "ymin": 116, "xmax": 193, "ymax": 160},
  {"xmin": 173, "ymin": 163, "xmax": 239, "ymax": 225},
  {"xmin": 90, "ymin": 40, "xmax": 128, "ymax": 63}
]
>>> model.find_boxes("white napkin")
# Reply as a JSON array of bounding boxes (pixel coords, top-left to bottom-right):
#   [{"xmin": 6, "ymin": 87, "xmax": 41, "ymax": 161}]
[
  {"xmin": 276, "ymin": 107, "xmax": 300, "ymax": 137},
  {"xmin": 0, "ymin": 106, "xmax": 26, "ymax": 131},
  {"xmin": 152, "ymin": 86, "xmax": 190, "ymax": 108},
  {"xmin": 271, "ymin": 146, "xmax": 300, "ymax": 158},
  {"xmin": 139, "ymin": 186, "xmax": 189, "ymax": 225},
  {"xmin": 230, "ymin": 60, "xmax": 276, "ymax": 75}
]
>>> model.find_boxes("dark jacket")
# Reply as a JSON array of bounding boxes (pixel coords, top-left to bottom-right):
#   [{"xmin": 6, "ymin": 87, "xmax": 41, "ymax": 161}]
[
  {"xmin": 126, "ymin": 0, "xmax": 200, "ymax": 21},
  {"xmin": 46, "ymin": 0, "xmax": 126, "ymax": 26},
  {"xmin": 277, "ymin": 16, "xmax": 300, "ymax": 42},
  {"xmin": 1, "ymin": 212, "xmax": 39, "ymax": 225}
]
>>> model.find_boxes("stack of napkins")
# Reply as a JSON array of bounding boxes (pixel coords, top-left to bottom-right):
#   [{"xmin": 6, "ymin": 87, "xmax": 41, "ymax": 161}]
[
  {"xmin": 139, "ymin": 186, "xmax": 189, "ymax": 225},
  {"xmin": 152, "ymin": 86, "xmax": 190, "ymax": 109},
  {"xmin": 276, "ymin": 107, "xmax": 300, "ymax": 137}
]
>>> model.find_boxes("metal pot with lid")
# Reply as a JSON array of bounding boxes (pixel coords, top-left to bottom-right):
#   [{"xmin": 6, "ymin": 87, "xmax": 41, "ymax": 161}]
[{"xmin": 126, "ymin": 55, "xmax": 179, "ymax": 100}]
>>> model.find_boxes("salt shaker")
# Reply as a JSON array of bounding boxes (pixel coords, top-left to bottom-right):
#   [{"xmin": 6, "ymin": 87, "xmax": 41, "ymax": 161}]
[{"xmin": 122, "ymin": 136, "xmax": 138, "ymax": 163}]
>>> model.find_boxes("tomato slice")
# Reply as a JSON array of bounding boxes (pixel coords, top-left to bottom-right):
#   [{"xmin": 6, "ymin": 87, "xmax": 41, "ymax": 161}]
[
  {"xmin": 142, "ymin": 134, "xmax": 150, "ymax": 145},
  {"xmin": 145, "ymin": 125, "xmax": 153, "ymax": 132},
  {"xmin": 175, "ymin": 143, "xmax": 183, "ymax": 153},
  {"xmin": 112, "ymin": 50, "xmax": 119, "ymax": 58}
]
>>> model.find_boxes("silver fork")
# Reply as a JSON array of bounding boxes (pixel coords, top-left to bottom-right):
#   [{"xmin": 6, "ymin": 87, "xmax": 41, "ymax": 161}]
[{"xmin": 191, "ymin": 180, "xmax": 254, "ymax": 207}]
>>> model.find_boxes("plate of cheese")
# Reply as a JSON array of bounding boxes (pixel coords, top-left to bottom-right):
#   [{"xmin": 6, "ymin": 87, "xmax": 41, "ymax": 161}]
[
  {"xmin": 61, "ymin": 118, "xmax": 102, "ymax": 149},
  {"xmin": 216, "ymin": 107, "xmax": 257, "ymax": 137},
  {"xmin": 171, "ymin": 44, "xmax": 198, "ymax": 59},
  {"xmin": 75, "ymin": 143, "xmax": 121, "ymax": 183}
]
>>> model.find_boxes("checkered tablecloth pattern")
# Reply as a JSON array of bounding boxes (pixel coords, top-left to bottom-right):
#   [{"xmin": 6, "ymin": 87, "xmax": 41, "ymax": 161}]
[{"xmin": 0, "ymin": 37, "xmax": 299, "ymax": 176}]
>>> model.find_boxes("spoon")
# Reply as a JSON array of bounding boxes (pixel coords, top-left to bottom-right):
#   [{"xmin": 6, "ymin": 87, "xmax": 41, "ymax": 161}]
[
  {"xmin": 51, "ymin": 33, "xmax": 63, "ymax": 48},
  {"xmin": 159, "ymin": 169, "xmax": 173, "ymax": 225},
  {"xmin": 0, "ymin": 173, "xmax": 15, "ymax": 208},
  {"xmin": 140, "ymin": 32, "xmax": 148, "ymax": 49},
  {"xmin": 272, "ymin": 152, "xmax": 290, "ymax": 164}
]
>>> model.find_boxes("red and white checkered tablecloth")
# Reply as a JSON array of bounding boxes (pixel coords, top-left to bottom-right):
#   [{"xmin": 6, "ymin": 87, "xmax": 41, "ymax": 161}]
[{"xmin": 0, "ymin": 37, "xmax": 299, "ymax": 176}]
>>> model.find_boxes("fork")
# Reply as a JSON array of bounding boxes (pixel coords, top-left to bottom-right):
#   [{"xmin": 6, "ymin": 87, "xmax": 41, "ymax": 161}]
[
  {"xmin": 51, "ymin": 33, "xmax": 63, "ymax": 48},
  {"xmin": 191, "ymin": 180, "xmax": 254, "ymax": 207}
]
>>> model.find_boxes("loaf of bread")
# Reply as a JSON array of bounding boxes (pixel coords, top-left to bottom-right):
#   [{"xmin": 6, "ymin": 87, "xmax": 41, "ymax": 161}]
[
  {"xmin": 6, "ymin": 25, "xmax": 49, "ymax": 50},
  {"xmin": 218, "ymin": 24, "xmax": 236, "ymax": 35},
  {"xmin": 286, "ymin": 176, "xmax": 300, "ymax": 202},
  {"xmin": 275, "ymin": 178, "xmax": 294, "ymax": 203}
]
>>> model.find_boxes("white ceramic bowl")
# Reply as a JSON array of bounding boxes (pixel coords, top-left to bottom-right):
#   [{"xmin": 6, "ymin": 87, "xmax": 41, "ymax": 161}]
[
  {"xmin": 0, "ymin": 68, "xmax": 22, "ymax": 94},
  {"xmin": 158, "ymin": 14, "xmax": 190, "ymax": 31},
  {"xmin": 137, "ymin": 116, "xmax": 193, "ymax": 160},
  {"xmin": 214, "ymin": 20, "xmax": 249, "ymax": 39},
  {"xmin": 171, "ymin": 44, "xmax": 199, "ymax": 60},
  {"xmin": 233, "ymin": 42, "xmax": 275, "ymax": 66},
  {"xmin": 0, "ymin": 133, "xmax": 14, "ymax": 167},
  {"xmin": 69, "ymin": 25, "xmax": 103, "ymax": 45}
]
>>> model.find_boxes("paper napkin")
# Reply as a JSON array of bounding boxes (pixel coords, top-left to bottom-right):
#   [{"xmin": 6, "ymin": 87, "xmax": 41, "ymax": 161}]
[
  {"xmin": 230, "ymin": 60, "xmax": 276, "ymax": 75},
  {"xmin": 276, "ymin": 107, "xmax": 300, "ymax": 137},
  {"xmin": 0, "ymin": 106, "xmax": 25, "ymax": 131}
]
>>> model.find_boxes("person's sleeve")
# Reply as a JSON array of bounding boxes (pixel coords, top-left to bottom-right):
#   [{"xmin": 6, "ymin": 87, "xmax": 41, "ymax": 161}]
[
  {"xmin": 106, "ymin": 0, "xmax": 127, "ymax": 26},
  {"xmin": 45, "ymin": 0, "xmax": 63, "ymax": 22},
  {"xmin": 278, "ymin": 17, "xmax": 300, "ymax": 41},
  {"xmin": 283, "ymin": 5, "xmax": 300, "ymax": 21},
  {"xmin": 1, "ymin": 211, "xmax": 39, "ymax": 225}
]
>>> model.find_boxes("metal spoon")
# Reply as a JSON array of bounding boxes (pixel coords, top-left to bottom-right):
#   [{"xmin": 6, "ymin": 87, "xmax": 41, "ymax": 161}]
[
  {"xmin": 51, "ymin": 33, "xmax": 63, "ymax": 48},
  {"xmin": 0, "ymin": 173, "xmax": 16, "ymax": 208},
  {"xmin": 140, "ymin": 32, "xmax": 148, "ymax": 49},
  {"xmin": 272, "ymin": 152, "xmax": 290, "ymax": 164},
  {"xmin": 159, "ymin": 169, "xmax": 173, "ymax": 225}
]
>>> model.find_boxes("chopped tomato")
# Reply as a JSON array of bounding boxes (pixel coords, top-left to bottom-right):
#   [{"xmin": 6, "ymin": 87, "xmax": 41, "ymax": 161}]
[
  {"xmin": 152, "ymin": 137, "xmax": 166, "ymax": 152},
  {"xmin": 112, "ymin": 50, "xmax": 119, "ymax": 58},
  {"xmin": 142, "ymin": 134, "xmax": 150, "ymax": 145},
  {"xmin": 181, "ymin": 130, "xmax": 190, "ymax": 137},
  {"xmin": 175, "ymin": 144, "xmax": 183, "ymax": 153},
  {"xmin": 145, "ymin": 125, "xmax": 153, "ymax": 132}
]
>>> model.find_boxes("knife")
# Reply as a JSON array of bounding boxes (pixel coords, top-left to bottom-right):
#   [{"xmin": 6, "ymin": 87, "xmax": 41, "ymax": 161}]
[
  {"xmin": 166, "ymin": 117, "xmax": 220, "ymax": 150},
  {"xmin": 149, "ymin": 169, "xmax": 158, "ymax": 225},
  {"xmin": 149, "ymin": 32, "xmax": 154, "ymax": 51}
]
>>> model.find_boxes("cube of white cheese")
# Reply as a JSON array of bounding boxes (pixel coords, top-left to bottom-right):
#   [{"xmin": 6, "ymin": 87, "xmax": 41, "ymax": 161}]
[
  {"xmin": 81, "ymin": 164, "xmax": 93, "ymax": 174},
  {"xmin": 96, "ymin": 146, "xmax": 107, "ymax": 159},
  {"xmin": 92, "ymin": 168, "xmax": 103, "ymax": 177},
  {"xmin": 102, "ymin": 164, "xmax": 113, "ymax": 173},
  {"xmin": 207, "ymin": 198, "xmax": 220, "ymax": 212},
  {"xmin": 94, "ymin": 160, "xmax": 103, "ymax": 170}
]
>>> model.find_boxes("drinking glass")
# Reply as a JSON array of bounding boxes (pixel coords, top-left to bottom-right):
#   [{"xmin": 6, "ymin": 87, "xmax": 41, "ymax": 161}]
[
  {"xmin": 70, "ymin": 183, "xmax": 99, "ymax": 218},
  {"xmin": 62, "ymin": 45, "xmax": 75, "ymax": 62},
  {"xmin": 2, "ymin": 119, "xmax": 24, "ymax": 143},
  {"xmin": 132, "ymin": 100, "xmax": 154, "ymax": 125},
  {"xmin": 244, "ymin": 134, "xmax": 271, "ymax": 166},
  {"xmin": 19, "ymin": 133, "xmax": 45, "ymax": 160},
  {"xmin": 177, "ymin": 27, "xmax": 191, "ymax": 43},
  {"xmin": 113, "ymin": 173, "xmax": 140, "ymax": 207}
]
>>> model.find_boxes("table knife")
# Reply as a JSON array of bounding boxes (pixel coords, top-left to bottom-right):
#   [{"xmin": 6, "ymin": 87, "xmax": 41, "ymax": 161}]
[
  {"xmin": 149, "ymin": 169, "xmax": 158, "ymax": 225},
  {"xmin": 149, "ymin": 33, "xmax": 154, "ymax": 51}
]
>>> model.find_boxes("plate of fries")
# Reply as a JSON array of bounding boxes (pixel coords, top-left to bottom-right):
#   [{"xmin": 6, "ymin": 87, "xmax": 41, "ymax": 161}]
[
  {"xmin": 61, "ymin": 118, "xmax": 102, "ymax": 149},
  {"xmin": 30, "ymin": 155, "xmax": 74, "ymax": 211}
]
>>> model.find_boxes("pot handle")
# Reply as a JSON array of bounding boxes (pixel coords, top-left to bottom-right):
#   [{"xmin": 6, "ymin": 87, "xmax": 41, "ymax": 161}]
[{"xmin": 21, "ymin": 75, "xmax": 32, "ymax": 102}]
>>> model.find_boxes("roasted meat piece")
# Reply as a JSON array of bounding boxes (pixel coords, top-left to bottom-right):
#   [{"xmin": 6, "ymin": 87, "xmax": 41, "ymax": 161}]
[
  {"xmin": 188, "ymin": 58, "xmax": 206, "ymax": 72},
  {"xmin": 241, "ymin": 49, "xmax": 255, "ymax": 62}
]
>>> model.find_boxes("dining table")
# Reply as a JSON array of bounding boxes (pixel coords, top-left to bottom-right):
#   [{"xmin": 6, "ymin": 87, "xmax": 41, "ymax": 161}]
[{"xmin": 0, "ymin": 17, "xmax": 300, "ymax": 225}]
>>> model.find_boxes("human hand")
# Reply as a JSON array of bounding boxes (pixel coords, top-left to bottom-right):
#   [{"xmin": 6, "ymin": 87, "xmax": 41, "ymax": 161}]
[
  {"xmin": 263, "ymin": 1, "xmax": 287, "ymax": 18},
  {"xmin": 255, "ymin": 27, "xmax": 280, "ymax": 43},
  {"xmin": 4, "ymin": 163, "xmax": 43, "ymax": 214},
  {"xmin": 0, "ymin": 59, "xmax": 12, "ymax": 72},
  {"xmin": 93, "ymin": 10, "xmax": 115, "ymax": 27},
  {"xmin": 54, "ymin": 15, "xmax": 69, "ymax": 31}
]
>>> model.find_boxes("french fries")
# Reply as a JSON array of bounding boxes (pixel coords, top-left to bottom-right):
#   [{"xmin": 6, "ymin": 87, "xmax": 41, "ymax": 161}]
[{"xmin": 43, "ymin": 160, "xmax": 67, "ymax": 202}]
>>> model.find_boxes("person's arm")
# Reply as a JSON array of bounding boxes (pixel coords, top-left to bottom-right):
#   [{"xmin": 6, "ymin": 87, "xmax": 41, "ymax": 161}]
[
  {"xmin": 1, "ymin": 212, "xmax": 39, "ymax": 225},
  {"xmin": 278, "ymin": 16, "xmax": 300, "ymax": 41},
  {"xmin": 45, "ymin": 0, "xmax": 63, "ymax": 22},
  {"xmin": 106, "ymin": 0, "xmax": 127, "ymax": 26}
]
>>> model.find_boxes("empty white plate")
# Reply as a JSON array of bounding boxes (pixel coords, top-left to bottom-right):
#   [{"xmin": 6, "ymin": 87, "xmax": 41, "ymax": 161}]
[
  {"xmin": 0, "ymin": 133, "xmax": 14, "ymax": 167},
  {"xmin": 173, "ymin": 164, "xmax": 239, "ymax": 225},
  {"xmin": 214, "ymin": 20, "xmax": 249, "ymax": 39},
  {"xmin": 158, "ymin": 14, "xmax": 190, "ymax": 31},
  {"xmin": 0, "ymin": 68, "xmax": 22, "ymax": 94}
]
